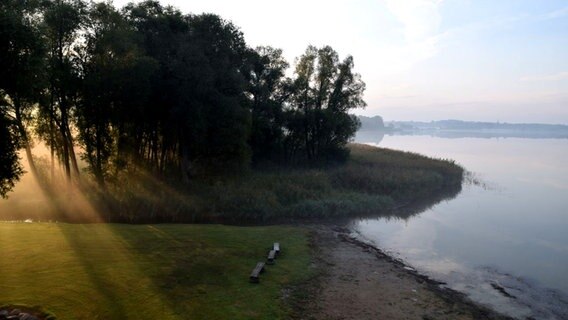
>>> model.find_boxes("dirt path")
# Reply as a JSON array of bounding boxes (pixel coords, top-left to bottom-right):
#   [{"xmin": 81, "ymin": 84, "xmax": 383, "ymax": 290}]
[{"xmin": 298, "ymin": 226, "xmax": 512, "ymax": 320}]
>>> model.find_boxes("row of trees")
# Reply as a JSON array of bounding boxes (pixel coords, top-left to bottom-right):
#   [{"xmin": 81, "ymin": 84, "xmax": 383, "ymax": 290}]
[{"xmin": 0, "ymin": 0, "xmax": 366, "ymax": 196}]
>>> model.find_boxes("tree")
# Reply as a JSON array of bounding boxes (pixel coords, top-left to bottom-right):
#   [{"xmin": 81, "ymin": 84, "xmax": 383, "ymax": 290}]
[
  {"xmin": 0, "ymin": 0, "xmax": 46, "ymax": 182},
  {"xmin": 285, "ymin": 45, "xmax": 365, "ymax": 163},
  {"xmin": 122, "ymin": 0, "xmax": 188, "ymax": 175},
  {"xmin": 76, "ymin": 2, "xmax": 157, "ymax": 188},
  {"xmin": 40, "ymin": 0, "xmax": 86, "ymax": 182},
  {"xmin": 124, "ymin": 3, "xmax": 252, "ymax": 180},
  {"xmin": 183, "ymin": 13, "xmax": 251, "ymax": 176},
  {"xmin": 246, "ymin": 46, "xmax": 290, "ymax": 163},
  {"xmin": 0, "ymin": 112, "xmax": 23, "ymax": 198}
]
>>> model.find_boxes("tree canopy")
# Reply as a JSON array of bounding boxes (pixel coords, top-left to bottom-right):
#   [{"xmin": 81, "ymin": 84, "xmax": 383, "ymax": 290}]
[{"xmin": 0, "ymin": 0, "xmax": 366, "ymax": 196}]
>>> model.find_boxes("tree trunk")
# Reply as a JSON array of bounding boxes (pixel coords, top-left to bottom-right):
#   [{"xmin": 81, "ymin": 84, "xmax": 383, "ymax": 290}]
[
  {"xmin": 66, "ymin": 125, "xmax": 81, "ymax": 180},
  {"xmin": 180, "ymin": 142, "xmax": 191, "ymax": 184},
  {"xmin": 13, "ymin": 100, "xmax": 37, "ymax": 177},
  {"xmin": 60, "ymin": 124, "xmax": 71, "ymax": 181},
  {"xmin": 95, "ymin": 126, "xmax": 105, "ymax": 190}
]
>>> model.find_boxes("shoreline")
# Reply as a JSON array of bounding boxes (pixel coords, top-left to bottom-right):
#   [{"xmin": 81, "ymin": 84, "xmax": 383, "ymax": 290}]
[{"xmin": 297, "ymin": 225, "xmax": 513, "ymax": 320}]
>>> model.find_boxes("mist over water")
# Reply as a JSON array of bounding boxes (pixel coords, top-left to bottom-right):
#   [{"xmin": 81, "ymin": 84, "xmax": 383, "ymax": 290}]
[{"xmin": 353, "ymin": 132, "xmax": 568, "ymax": 319}]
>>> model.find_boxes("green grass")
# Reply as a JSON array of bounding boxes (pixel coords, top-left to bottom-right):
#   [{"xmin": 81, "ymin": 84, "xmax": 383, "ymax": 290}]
[{"xmin": 0, "ymin": 223, "xmax": 312, "ymax": 319}]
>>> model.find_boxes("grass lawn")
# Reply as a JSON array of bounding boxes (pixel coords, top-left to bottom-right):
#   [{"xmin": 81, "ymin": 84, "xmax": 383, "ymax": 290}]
[{"xmin": 0, "ymin": 223, "xmax": 312, "ymax": 319}]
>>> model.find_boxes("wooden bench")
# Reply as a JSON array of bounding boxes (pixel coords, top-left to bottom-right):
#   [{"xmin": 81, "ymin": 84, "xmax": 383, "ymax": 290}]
[
  {"xmin": 249, "ymin": 262, "xmax": 265, "ymax": 283},
  {"xmin": 267, "ymin": 250, "xmax": 276, "ymax": 265},
  {"xmin": 273, "ymin": 242, "xmax": 280, "ymax": 256}
]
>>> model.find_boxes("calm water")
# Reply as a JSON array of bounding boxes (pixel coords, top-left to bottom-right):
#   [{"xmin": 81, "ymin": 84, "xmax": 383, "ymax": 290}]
[{"xmin": 353, "ymin": 132, "xmax": 568, "ymax": 320}]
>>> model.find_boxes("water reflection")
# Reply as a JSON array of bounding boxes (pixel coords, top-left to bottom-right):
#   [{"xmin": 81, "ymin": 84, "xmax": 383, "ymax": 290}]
[
  {"xmin": 353, "ymin": 130, "xmax": 385, "ymax": 145},
  {"xmin": 352, "ymin": 135, "xmax": 568, "ymax": 320},
  {"xmin": 319, "ymin": 180, "xmax": 463, "ymax": 228},
  {"xmin": 356, "ymin": 128, "xmax": 568, "ymax": 140},
  {"xmin": 361, "ymin": 184, "xmax": 462, "ymax": 223}
]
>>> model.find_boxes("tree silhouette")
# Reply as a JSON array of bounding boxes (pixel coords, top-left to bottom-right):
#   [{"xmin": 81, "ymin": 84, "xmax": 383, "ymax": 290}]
[
  {"xmin": 0, "ymin": 112, "xmax": 23, "ymax": 198},
  {"xmin": 0, "ymin": 0, "xmax": 367, "ymax": 203},
  {"xmin": 41, "ymin": 0, "xmax": 86, "ymax": 182},
  {"xmin": 285, "ymin": 45, "xmax": 365, "ymax": 163},
  {"xmin": 0, "ymin": 0, "xmax": 46, "ymax": 183},
  {"xmin": 246, "ymin": 46, "xmax": 290, "ymax": 163}
]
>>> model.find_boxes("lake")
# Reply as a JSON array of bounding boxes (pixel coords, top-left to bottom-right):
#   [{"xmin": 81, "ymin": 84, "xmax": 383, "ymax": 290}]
[{"xmin": 353, "ymin": 131, "xmax": 568, "ymax": 320}]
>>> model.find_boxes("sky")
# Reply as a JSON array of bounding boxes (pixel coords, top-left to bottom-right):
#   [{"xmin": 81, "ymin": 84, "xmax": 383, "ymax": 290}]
[{"xmin": 110, "ymin": 0, "xmax": 568, "ymax": 124}]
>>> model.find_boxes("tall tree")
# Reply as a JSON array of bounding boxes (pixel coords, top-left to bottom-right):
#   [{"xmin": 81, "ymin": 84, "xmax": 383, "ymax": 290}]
[
  {"xmin": 183, "ymin": 13, "xmax": 251, "ymax": 176},
  {"xmin": 0, "ymin": 111, "xmax": 23, "ymax": 198},
  {"xmin": 41, "ymin": 0, "xmax": 86, "ymax": 182},
  {"xmin": 285, "ymin": 45, "xmax": 366, "ymax": 163},
  {"xmin": 0, "ymin": 0, "xmax": 45, "ymax": 181},
  {"xmin": 76, "ymin": 2, "xmax": 156, "ymax": 188},
  {"xmin": 247, "ymin": 46, "xmax": 290, "ymax": 163},
  {"xmin": 124, "ymin": 2, "xmax": 252, "ymax": 180}
]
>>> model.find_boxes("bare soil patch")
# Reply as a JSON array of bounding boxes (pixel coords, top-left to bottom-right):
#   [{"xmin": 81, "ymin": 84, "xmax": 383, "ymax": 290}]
[{"xmin": 297, "ymin": 226, "xmax": 513, "ymax": 320}]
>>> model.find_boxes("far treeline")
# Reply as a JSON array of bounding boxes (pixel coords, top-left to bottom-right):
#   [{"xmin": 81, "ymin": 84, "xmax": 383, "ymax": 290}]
[{"xmin": 0, "ymin": 0, "xmax": 366, "ymax": 198}]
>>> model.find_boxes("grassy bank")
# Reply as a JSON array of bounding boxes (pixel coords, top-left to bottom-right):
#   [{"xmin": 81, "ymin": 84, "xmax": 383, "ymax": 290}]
[
  {"xmin": 1, "ymin": 143, "xmax": 464, "ymax": 223},
  {"xmin": 99, "ymin": 143, "xmax": 464, "ymax": 223},
  {"xmin": 198, "ymin": 144, "xmax": 463, "ymax": 223},
  {"xmin": 0, "ymin": 223, "xmax": 311, "ymax": 319}
]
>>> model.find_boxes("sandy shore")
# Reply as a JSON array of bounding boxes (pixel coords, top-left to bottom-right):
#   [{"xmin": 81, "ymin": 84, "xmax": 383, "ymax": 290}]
[{"xmin": 296, "ymin": 226, "xmax": 513, "ymax": 320}]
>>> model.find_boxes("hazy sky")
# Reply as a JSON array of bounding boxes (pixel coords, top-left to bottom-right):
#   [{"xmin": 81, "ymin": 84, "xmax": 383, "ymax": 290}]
[{"xmin": 111, "ymin": 0, "xmax": 568, "ymax": 124}]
